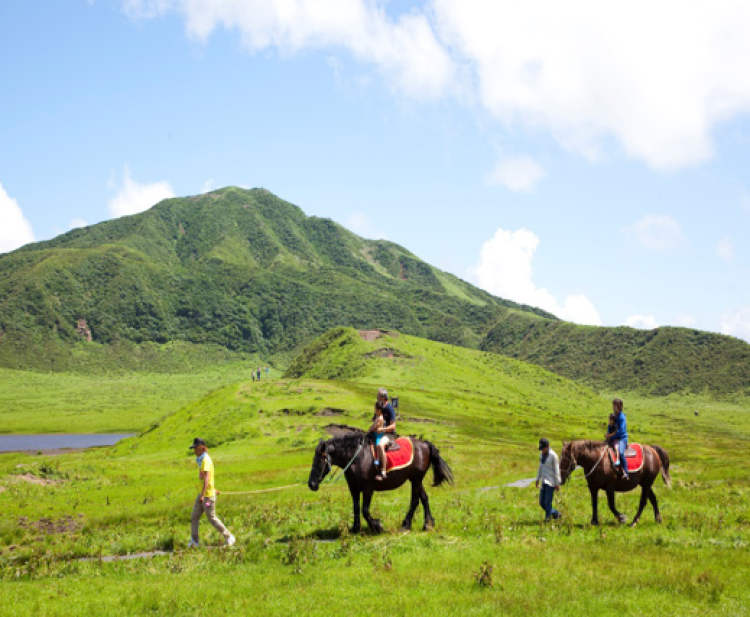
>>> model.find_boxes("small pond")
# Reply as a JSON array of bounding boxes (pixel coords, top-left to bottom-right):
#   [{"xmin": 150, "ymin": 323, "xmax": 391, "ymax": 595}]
[{"xmin": 0, "ymin": 434, "xmax": 134, "ymax": 453}]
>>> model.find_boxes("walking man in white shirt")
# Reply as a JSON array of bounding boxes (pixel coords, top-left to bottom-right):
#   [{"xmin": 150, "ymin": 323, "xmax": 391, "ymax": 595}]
[{"xmin": 535, "ymin": 437, "xmax": 561, "ymax": 521}]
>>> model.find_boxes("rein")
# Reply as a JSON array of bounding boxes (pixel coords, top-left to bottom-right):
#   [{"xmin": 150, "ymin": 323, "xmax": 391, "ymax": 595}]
[
  {"xmin": 316, "ymin": 436, "xmax": 366, "ymax": 485},
  {"xmin": 565, "ymin": 444, "xmax": 608, "ymax": 479}
]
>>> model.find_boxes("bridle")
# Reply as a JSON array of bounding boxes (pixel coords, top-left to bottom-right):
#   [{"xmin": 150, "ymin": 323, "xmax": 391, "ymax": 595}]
[
  {"xmin": 562, "ymin": 447, "xmax": 578, "ymax": 480},
  {"xmin": 311, "ymin": 450, "xmax": 333, "ymax": 484},
  {"xmin": 562, "ymin": 443, "xmax": 608, "ymax": 480},
  {"xmin": 311, "ymin": 436, "xmax": 366, "ymax": 485}
]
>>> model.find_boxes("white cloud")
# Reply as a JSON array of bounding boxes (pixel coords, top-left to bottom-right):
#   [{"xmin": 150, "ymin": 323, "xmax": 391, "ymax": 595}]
[
  {"xmin": 623, "ymin": 215, "xmax": 685, "ymax": 250},
  {"xmin": 0, "ymin": 182, "xmax": 35, "ymax": 254},
  {"xmin": 434, "ymin": 0, "xmax": 750, "ymax": 169},
  {"xmin": 124, "ymin": 0, "xmax": 454, "ymax": 100},
  {"xmin": 201, "ymin": 179, "xmax": 216, "ymax": 193},
  {"xmin": 468, "ymin": 227, "xmax": 601, "ymax": 325},
  {"xmin": 345, "ymin": 211, "xmax": 386, "ymax": 240},
  {"xmin": 108, "ymin": 166, "xmax": 175, "ymax": 218},
  {"xmin": 124, "ymin": 2, "xmax": 750, "ymax": 170},
  {"xmin": 625, "ymin": 314, "xmax": 659, "ymax": 329},
  {"xmin": 721, "ymin": 306, "xmax": 750, "ymax": 342},
  {"xmin": 70, "ymin": 218, "xmax": 88, "ymax": 229},
  {"xmin": 485, "ymin": 155, "xmax": 545, "ymax": 192},
  {"xmin": 717, "ymin": 236, "xmax": 734, "ymax": 262}
]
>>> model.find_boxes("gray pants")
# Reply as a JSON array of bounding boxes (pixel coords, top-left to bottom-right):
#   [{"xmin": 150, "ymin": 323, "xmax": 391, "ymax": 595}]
[{"xmin": 191, "ymin": 496, "xmax": 231, "ymax": 543}]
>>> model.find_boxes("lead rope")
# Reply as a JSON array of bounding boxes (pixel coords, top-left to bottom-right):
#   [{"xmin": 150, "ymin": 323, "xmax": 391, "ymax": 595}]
[
  {"xmin": 327, "ymin": 438, "xmax": 366, "ymax": 485},
  {"xmin": 584, "ymin": 447, "xmax": 608, "ymax": 478}
]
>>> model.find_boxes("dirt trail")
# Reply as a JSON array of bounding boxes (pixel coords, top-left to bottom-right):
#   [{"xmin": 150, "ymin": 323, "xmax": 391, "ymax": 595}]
[{"xmin": 13, "ymin": 473, "xmax": 60, "ymax": 486}]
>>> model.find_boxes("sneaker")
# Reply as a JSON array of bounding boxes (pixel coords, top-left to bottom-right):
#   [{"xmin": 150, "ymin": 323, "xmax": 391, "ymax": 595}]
[
  {"xmin": 188, "ymin": 539, "xmax": 199, "ymax": 548},
  {"xmin": 226, "ymin": 534, "xmax": 236, "ymax": 547}
]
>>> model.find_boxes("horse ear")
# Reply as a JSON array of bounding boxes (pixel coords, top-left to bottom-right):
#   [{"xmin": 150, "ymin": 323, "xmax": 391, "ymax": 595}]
[{"xmin": 562, "ymin": 440, "xmax": 566, "ymax": 447}]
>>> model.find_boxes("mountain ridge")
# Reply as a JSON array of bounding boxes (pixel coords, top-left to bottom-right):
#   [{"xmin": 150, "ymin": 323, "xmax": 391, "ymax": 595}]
[{"xmin": 0, "ymin": 187, "xmax": 551, "ymax": 371}]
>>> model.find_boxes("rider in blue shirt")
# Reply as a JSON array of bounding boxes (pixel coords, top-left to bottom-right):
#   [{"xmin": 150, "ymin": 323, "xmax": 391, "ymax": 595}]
[{"xmin": 612, "ymin": 398, "xmax": 629, "ymax": 480}]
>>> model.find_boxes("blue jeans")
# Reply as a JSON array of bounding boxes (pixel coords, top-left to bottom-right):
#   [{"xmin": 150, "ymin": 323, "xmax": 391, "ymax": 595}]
[
  {"xmin": 616, "ymin": 439, "xmax": 629, "ymax": 475},
  {"xmin": 539, "ymin": 484, "xmax": 559, "ymax": 520}
]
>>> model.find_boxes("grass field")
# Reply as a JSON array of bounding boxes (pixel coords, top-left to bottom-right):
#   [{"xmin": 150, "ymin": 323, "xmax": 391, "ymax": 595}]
[
  {"xmin": 0, "ymin": 364, "xmax": 275, "ymax": 434},
  {"xmin": 0, "ymin": 331, "xmax": 748, "ymax": 615}
]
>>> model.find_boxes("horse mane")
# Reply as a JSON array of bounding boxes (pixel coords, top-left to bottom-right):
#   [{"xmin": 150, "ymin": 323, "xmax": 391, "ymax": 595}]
[
  {"xmin": 569, "ymin": 439, "xmax": 607, "ymax": 457},
  {"xmin": 327, "ymin": 430, "xmax": 366, "ymax": 451}
]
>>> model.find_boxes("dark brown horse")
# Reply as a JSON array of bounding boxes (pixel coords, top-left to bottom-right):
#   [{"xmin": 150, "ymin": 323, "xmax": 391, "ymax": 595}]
[
  {"xmin": 560, "ymin": 440, "xmax": 671, "ymax": 526},
  {"xmin": 308, "ymin": 431, "xmax": 453, "ymax": 533}
]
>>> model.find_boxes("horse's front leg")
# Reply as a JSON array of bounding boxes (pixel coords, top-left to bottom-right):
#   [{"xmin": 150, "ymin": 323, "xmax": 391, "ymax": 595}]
[
  {"xmin": 400, "ymin": 480, "xmax": 420, "ymax": 531},
  {"xmin": 362, "ymin": 487, "xmax": 383, "ymax": 534},
  {"xmin": 349, "ymin": 485, "xmax": 362, "ymax": 534},
  {"xmin": 606, "ymin": 488, "xmax": 626, "ymax": 524},
  {"xmin": 589, "ymin": 486, "xmax": 600, "ymax": 525}
]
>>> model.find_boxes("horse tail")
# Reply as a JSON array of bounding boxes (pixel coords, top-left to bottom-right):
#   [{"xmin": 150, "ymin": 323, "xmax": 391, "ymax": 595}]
[
  {"xmin": 425, "ymin": 440, "xmax": 454, "ymax": 487},
  {"xmin": 650, "ymin": 444, "xmax": 672, "ymax": 488}
]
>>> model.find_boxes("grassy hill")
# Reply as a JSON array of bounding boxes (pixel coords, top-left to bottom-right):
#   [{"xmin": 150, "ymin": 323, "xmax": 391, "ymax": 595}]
[
  {"xmin": 481, "ymin": 312, "xmax": 750, "ymax": 396},
  {"xmin": 1, "ymin": 328, "xmax": 748, "ymax": 613},
  {"xmin": 0, "ymin": 187, "xmax": 552, "ymax": 372}
]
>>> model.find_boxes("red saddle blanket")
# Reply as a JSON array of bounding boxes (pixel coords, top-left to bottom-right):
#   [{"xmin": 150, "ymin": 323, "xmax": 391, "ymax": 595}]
[
  {"xmin": 609, "ymin": 443, "xmax": 645, "ymax": 473},
  {"xmin": 371, "ymin": 438, "xmax": 414, "ymax": 471}
]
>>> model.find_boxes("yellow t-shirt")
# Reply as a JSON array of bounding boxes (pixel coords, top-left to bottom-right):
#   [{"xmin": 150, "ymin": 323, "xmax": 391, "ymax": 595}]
[{"xmin": 199, "ymin": 453, "xmax": 216, "ymax": 499}]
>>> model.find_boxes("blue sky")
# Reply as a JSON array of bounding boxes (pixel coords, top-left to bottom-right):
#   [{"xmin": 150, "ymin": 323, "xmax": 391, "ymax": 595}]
[{"xmin": 1, "ymin": 1, "xmax": 749, "ymax": 340}]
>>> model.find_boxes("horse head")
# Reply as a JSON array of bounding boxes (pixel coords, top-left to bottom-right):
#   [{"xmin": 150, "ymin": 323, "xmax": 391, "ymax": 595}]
[
  {"xmin": 559, "ymin": 441, "xmax": 576, "ymax": 485},
  {"xmin": 308, "ymin": 439, "xmax": 332, "ymax": 492}
]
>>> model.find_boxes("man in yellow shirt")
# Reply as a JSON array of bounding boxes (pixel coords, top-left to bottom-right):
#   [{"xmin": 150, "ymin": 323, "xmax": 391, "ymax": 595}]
[{"xmin": 188, "ymin": 438, "xmax": 236, "ymax": 547}]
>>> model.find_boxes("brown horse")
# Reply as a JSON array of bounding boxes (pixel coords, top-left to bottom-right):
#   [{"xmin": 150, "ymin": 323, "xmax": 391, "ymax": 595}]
[
  {"xmin": 308, "ymin": 431, "xmax": 453, "ymax": 533},
  {"xmin": 560, "ymin": 440, "xmax": 671, "ymax": 526}
]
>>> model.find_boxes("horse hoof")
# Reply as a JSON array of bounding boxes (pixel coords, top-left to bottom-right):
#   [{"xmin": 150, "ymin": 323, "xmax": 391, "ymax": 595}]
[
  {"xmin": 630, "ymin": 521, "xmax": 638, "ymax": 528},
  {"xmin": 423, "ymin": 521, "xmax": 435, "ymax": 532},
  {"xmin": 349, "ymin": 527, "xmax": 361, "ymax": 535},
  {"xmin": 372, "ymin": 520, "xmax": 384, "ymax": 534},
  {"xmin": 655, "ymin": 515, "xmax": 663, "ymax": 524}
]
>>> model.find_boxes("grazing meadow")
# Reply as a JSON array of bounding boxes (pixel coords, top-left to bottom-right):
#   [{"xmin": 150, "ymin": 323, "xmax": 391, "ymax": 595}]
[{"xmin": 0, "ymin": 330, "xmax": 748, "ymax": 615}]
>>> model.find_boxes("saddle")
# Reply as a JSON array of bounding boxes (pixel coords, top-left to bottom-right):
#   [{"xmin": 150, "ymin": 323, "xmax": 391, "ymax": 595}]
[
  {"xmin": 367, "ymin": 432, "xmax": 401, "ymax": 451},
  {"xmin": 607, "ymin": 444, "xmax": 645, "ymax": 473},
  {"xmin": 369, "ymin": 437, "xmax": 414, "ymax": 472}
]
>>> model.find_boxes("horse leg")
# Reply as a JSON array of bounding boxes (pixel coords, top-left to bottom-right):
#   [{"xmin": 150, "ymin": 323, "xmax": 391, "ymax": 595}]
[
  {"xmin": 400, "ymin": 480, "xmax": 421, "ymax": 531},
  {"xmin": 420, "ymin": 486, "xmax": 435, "ymax": 530},
  {"xmin": 631, "ymin": 482, "xmax": 653, "ymax": 527},
  {"xmin": 362, "ymin": 487, "xmax": 383, "ymax": 534},
  {"xmin": 606, "ymin": 488, "xmax": 626, "ymax": 524},
  {"xmin": 648, "ymin": 488, "xmax": 662, "ymax": 523},
  {"xmin": 589, "ymin": 486, "xmax": 600, "ymax": 525},
  {"xmin": 349, "ymin": 486, "xmax": 362, "ymax": 534}
]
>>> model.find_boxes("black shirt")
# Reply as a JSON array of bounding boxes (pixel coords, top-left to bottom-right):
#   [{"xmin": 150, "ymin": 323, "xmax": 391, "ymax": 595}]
[{"xmin": 373, "ymin": 403, "xmax": 396, "ymax": 427}]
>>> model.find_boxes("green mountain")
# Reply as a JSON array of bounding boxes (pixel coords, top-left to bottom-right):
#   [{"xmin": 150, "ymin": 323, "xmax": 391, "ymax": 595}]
[
  {"xmin": 480, "ymin": 312, "xmax": 750, "ymax": 396},
  {"xmin": 0, "ymin": 187, "xmax": 552, "ymax": 371}
]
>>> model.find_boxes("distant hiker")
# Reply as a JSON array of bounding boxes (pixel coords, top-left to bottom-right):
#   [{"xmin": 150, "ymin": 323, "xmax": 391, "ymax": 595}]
[
  {"xmin": 265, "ymin": 366, "xmax": 269, "ymax": 376},
  {"xmin": 188, "ymin": 438, "xmax": 235, "ymax": 548},
  {"xmin": 256, "ymin": 367, "xmax": 262, "ymax": 381},
  {"xmin": 251, "ymin": 372, "xmax": 256, "ymax": 382},
  {"xmin": 611, "ymin": 398, "xmax": 630, "ymax": 480},
  {"xmin": 370, "ymin": 388, "xmax": 396, "ymax": 482},
  {"xmin": 535, "ymin": 438, "xmax": 561, "ymax": 521}
]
